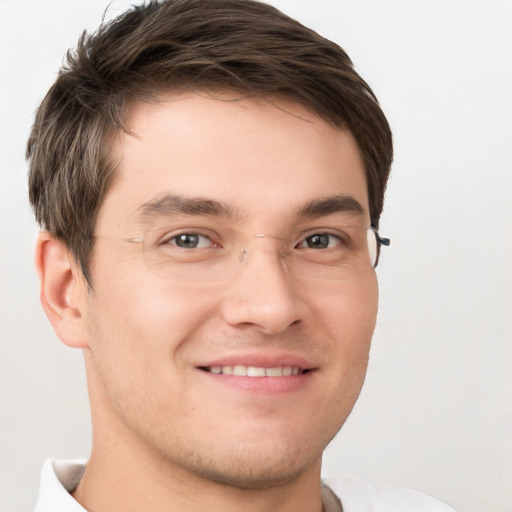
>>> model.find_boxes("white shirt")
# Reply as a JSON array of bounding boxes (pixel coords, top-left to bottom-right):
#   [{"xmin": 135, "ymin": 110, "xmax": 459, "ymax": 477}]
[{"xmin": 34, "ymin": 459, "xmax": 456, "ymax": 512}]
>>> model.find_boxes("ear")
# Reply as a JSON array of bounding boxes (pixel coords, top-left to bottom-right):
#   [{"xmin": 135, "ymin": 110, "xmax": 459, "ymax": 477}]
[{"xmin": 35, "ymin": 231, "xmax": 89, "ymax": 348}]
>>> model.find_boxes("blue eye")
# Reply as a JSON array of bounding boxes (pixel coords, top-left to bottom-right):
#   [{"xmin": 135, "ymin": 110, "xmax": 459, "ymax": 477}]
[
  {"xmin": 299, "ymin": 233, "xmax": 342, "ymax": 249},
  {"xmin": 168, "ymin": 233, "xmax": 212, "ymax": 249}
]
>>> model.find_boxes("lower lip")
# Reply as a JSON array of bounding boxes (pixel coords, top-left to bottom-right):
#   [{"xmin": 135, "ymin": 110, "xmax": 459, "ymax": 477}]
[{"xmin": 197, "ymin": 369, "xmax": 314, "ymax": 394}]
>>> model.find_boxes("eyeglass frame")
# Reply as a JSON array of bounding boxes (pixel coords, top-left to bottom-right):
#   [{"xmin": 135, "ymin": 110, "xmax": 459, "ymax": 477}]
[{"xmin": 115, "ymin": 222, "xmax": 390, "ymax": 282}]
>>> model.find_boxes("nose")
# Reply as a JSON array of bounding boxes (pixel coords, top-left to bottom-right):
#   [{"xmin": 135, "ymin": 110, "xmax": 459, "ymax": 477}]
[{"xmin": 220, "ymin": 242, "xmax": 307, "ymax": 335}]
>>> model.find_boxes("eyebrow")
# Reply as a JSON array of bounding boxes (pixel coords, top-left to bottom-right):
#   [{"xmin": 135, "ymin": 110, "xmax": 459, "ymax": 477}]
[
  {"xmin": 296, "ymin": 195, "xmax": 366, "ymax": 219},
  {"xmin": 135, "ymin": 193, "xmax": 366, "ymax": 226},
  {"xmin": 136, "ymin": 194, "xmax": 236, "ymax": 226}
]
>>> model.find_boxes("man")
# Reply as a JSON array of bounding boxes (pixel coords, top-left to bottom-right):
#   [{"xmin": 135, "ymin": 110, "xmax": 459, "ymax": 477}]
[{"xmin": 27, "ymin": 0, "xmax": 454, "ymax": 510}]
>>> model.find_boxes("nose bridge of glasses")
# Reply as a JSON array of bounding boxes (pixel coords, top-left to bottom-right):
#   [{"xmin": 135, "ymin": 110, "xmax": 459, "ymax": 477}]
[{"xmin": 239, "ymin": 233, "xmax": 290, "ymax": 263}]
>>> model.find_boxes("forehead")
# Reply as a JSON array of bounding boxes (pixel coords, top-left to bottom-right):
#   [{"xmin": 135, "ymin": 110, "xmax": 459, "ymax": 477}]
[{"xmin": 99, "ymin": 93, "xmax": 369, "ymax": 231}]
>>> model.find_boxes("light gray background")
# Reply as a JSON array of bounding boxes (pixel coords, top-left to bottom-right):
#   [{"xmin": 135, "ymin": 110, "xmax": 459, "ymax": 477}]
[{"xmin": 1, "ymin": 1, "xmax": 511, "ymax": 511}]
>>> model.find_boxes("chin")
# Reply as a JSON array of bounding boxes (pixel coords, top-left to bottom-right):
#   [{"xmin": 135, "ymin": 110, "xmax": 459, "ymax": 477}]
[
  {"xmin": 180, "ymin": 448, "xmax": 320, "ymax": 490},
  {"xmin": 157, "ymin": 422, "xmax": 339, "ymax": 491}
]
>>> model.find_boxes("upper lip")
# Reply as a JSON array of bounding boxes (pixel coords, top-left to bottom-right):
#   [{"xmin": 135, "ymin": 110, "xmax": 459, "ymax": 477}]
[{"xmin": 196, "ymin": 351, "xmax": 317, "ymax": 371}]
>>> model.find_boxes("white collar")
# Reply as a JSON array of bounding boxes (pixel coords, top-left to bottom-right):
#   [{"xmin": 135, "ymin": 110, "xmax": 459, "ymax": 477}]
[{"xmin": 34, "ymin": 459, "xmax": 87, "ymax": 511}]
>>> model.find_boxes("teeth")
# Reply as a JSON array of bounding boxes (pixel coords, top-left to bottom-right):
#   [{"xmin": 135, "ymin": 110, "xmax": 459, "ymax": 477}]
[
  {"xmin": 247, "ymin": 366, "xmax": 266, "ymax": 377},
  {"xmin": 233, "ymin": 365, "xmax": 246, "ymax": 376},
  {"xmin": 204, "ymin": 365, "xmax": 304, "ymax": 377},
  {"xmin": 222, "ymin": 366, "xmax": 233, "ymax": 375},
  {"xmin": 265, "ymin": 367, "xmax": 283, "ymax": 377}
]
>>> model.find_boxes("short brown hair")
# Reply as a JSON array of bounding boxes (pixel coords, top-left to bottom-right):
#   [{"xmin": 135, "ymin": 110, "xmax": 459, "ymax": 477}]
[{"xmin": 27, "ymin": 0, "xmax": 393, "ymax": 283}]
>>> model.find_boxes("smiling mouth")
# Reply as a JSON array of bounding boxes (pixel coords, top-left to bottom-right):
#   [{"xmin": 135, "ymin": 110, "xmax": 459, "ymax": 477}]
[{"xmin": 199, "ymin": 365, "xmax": 308, "ymax": 377}]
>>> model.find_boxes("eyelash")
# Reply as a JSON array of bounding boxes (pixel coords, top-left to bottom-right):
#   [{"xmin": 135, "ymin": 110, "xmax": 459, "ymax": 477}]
[
  {"xmin": 161, "ymin": 232, "xmax": 218, "ymax": 249},
  {"xmin": 297, "ymin": 233, "xmax": 345, "ymax": 250}
]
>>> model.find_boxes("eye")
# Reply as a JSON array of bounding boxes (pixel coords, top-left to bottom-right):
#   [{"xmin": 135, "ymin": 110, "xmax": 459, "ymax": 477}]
[
  {"xmin": 298, "ymin": 233, "xmax": 342, "ymax": 249},
  {"xmin": 165, "ymin": 233, "xmax": 214, "ymax": 249}
]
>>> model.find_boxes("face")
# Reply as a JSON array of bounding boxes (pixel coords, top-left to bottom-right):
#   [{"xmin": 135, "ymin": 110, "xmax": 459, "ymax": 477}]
[{"xmin": 81, "ymin": 93, "xmax": 378, "ymax": 488}]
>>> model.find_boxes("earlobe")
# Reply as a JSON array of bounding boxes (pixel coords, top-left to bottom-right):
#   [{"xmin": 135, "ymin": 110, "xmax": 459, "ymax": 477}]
[{"xmin": 35, "ymin": 232, "xmax": 89, "ymax": 348}]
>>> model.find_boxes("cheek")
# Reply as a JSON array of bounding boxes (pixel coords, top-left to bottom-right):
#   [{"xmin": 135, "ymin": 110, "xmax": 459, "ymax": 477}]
[
  {"xmin": 88, "ymin": 265, "xmax": 216, "ymax": 344},
  {"xmin": 345, "ymin": 276, "xmax": 379, "ymax": 342},
  {"xmin": 309, "ymin": 274, "xmax": 378, "ymax": 342},
  {"xmin": 83, "ymin": 270, "xmax": 201, "ymax": 385},
  {"xmin": 306, "ymin": 274, "xmax": 378, "ymax": 397},
  {"xmin": 83, "ymin": 273, "xmax": 220, "ymax": 420},
  {"xmin": 301, "ymin": 276, "xmax": 378, "ymax": 441}
]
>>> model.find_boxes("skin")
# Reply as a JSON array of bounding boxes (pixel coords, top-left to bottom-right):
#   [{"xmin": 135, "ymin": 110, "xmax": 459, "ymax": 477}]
[{"xmin": 36, "ymin": 93, "xmax": 379, "ymax": 512}]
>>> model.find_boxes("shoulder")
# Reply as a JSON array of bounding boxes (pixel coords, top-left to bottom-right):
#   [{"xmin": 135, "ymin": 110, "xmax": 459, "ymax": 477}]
[{"xmin": 323, "ymin": 476, "xmax": 456, "ymax": 512}]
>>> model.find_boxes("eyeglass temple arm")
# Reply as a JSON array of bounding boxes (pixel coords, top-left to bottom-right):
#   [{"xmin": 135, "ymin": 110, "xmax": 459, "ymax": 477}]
[
  {"xmin": 372, "ymin": 226, "xmax": 390, "ymax": 268},
  {"xmin": 377, "ymin": 235, "xmax": 390, "ymax": 247}
]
